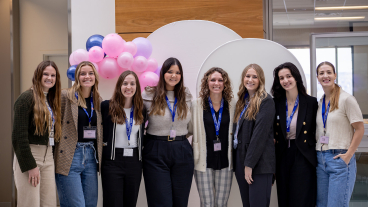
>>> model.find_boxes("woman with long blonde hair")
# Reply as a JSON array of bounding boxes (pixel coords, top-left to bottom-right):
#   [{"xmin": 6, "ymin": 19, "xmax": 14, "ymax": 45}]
[
  {"xmin": 54, "ymin": 61, "xmax": 103, "ymax": 207},
  {"xmin": 12, "ymin": 60, "xmax": 61, "ymax": 206},
  {"xmin": 233, "ymin": 64, "xmax": 275, "ymax": 207}
]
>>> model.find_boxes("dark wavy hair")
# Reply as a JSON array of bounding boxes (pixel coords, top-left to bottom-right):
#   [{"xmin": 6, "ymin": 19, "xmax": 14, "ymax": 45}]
[
  {"xmin": 199, "ymin": 67, "xmax": 233, "ymax": 110},
  {"xmin": 271, "ymin": 62, "xmax": 307, "ymax": 99}
]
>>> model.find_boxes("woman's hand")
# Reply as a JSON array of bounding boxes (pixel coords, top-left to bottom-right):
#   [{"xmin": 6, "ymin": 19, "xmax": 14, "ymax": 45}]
[
  {"xmin": 28, "ymin": 167, "xmax": 40, "ymax": 187},
  {"xmin": 334, "ymin": 153, "xmax": 353, "ymax": 165},
  {"xmin": 244, "ymin": 166, "xmax": 253, "ymax": 185}
]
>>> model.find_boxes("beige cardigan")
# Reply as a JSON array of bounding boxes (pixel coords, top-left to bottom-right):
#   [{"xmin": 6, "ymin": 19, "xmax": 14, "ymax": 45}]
[{"xmin": 189, "ymin": 98, "xmax": 236, "ymax": 172}]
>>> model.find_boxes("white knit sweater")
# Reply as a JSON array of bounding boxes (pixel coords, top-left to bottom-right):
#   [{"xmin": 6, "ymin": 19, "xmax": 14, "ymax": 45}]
[{"xmin": 189, "ymin": 98, "xmax": 236, "ymax": 172}]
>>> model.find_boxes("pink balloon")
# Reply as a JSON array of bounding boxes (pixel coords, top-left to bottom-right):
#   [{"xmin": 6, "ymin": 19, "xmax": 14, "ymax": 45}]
[
  {"xmin": 88, "ymin": 46, "xmax": 104, "ymax": 63},
  {"xmin": 132, "ymin": 56, "xmax": 148, "ymax": 73},
  {"xmin": 91, "ymin": 62, "xmax": 99, "ymax": 73},
  {"xmin": 145, "ymin": 58, "xmax": 158, "ymax": 72},
  {"xmin": 122, "ymin": 42, "xmax": 137, "ymax": 56},
  {"xmin": 117, "ymin": 52, "xmax": 134, "ymax": 69},
  {"xmin": 69, "ymin": 52, "xmax": 77, "ymax": 65},
  {"xmin": 73, "ymin": 49, "xmax": 89, "ymax": 64},
  {"xmin": 98, "ymin": 57, "xmax": 120, "ymax": 79},
  {"xmin": 139, "ymin": 71, "xmax": 159, "ymax": 92},
  {"xmin": 102, "ymin": 33, "xmax": 126, "ymax": 58}
]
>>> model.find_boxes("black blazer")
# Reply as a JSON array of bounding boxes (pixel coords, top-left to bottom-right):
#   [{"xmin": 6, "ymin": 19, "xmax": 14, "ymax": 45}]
[
  {"xmin": 101, "ymin": 100, "xmax": 146, "ymax": 161},
  {"xmin": 233, "ymin": 94, "xmax": 276, "ymax": 174},
  {"xmin": 274, "ymin": 93, "xmax": 318, "ymax": 167}
]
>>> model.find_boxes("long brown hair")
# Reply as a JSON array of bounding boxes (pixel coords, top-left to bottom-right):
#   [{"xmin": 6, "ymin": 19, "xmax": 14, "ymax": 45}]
[
  {"xmin": 199, "ymin": 67, "xmax": 233, "ymax": 110},
  {"xmin": 234, "ymin": 64, "xmax": 267, "ymax": 121},
  {"xmin": 67, "ymin": 61, "xmax": 101, "ymax": 111},
  {"xmin": 32, "ymin": 61, "xmax": 61, "ymax": 141},
  {"xmin": 109, "ymin": 71, "xmax": 144, "ymax": 125},
  {"xmin": 147, "ymin": 57, "xmax": 189, "ymax": 119},
  {"xmin": 317, "ymin": 61, "xmax": 340, "ymax": 112}
]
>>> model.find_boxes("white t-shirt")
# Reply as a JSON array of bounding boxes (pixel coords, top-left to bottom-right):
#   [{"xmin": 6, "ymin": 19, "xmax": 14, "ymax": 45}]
[
  {"xmin": 115, "ymin": 108, "xmax": 140, "ymax": 148},
  {"xmin": 316, "ymin": 89, "xmax": 363, "ymax": 151}
]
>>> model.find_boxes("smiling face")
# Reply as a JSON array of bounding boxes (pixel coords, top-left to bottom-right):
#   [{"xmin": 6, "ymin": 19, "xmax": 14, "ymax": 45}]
[
  {"xmin": 121, "ymin": 74, "xmax": 136, "ymax": 99},
  {"xmin": 41, "ymin": 66, "xmax": 57, "ymax": 92},
  {"xmin": 79, "ymin": 65, "xmax": 95, "ymax": 88},
  {"xmin": 164, "ymin": 65, "xmax": 181, "ymax": 90},
  {"xmin": 243, "ymin": 68, "xmax": 259, "ymax": 95},
  {"xmin": 278, "ymin": 68, "xmax": 297, "ymax": 92},
  {"xmin": 317, "ymin": 64, "xmax": 336, "ymax": 88},
  {"xmin": 208, "ymin": 71, "xmax": 224, "ymax": 95}
]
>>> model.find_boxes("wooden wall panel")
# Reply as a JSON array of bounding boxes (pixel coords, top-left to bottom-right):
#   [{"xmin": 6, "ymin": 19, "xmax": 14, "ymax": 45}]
[
  {"xmin": 116, "ymin": 0, "xmax": 263, "ymax": 39},
  {"xmin": 119, "ymin": 33, "xmax": 150, "ymax": 41}
]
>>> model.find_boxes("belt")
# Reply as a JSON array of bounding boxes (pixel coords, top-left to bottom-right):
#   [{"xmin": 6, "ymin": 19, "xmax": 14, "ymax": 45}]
[{"xmin": 145, "ymin": 134, "xmax": 186, "ymax": 141}]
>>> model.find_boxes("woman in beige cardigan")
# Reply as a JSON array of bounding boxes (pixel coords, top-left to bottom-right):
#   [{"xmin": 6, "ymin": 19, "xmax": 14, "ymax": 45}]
[{"xmin": 190, "ymin": 67, "xmax": 235, "ymax": 207}]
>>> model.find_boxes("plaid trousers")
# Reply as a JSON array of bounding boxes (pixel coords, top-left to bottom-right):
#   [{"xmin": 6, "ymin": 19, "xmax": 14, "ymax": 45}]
[{"xmin": 194, "ymin": 168, "xmax": 233, "ymax": 207}]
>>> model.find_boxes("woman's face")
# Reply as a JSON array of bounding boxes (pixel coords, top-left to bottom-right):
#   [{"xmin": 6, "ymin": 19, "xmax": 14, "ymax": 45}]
[
  {"xmin": 164, "ymin": 65, "xmax": 181, "ymax": 90},
  {"xmin": 208, "ymin": 71, "xmax": 224, "ymax": 95},
  {"xmin": 317, "ymin": 64, "xmax": 336, "ymax": 88},
  {"xmin": 278, "ymin": 68, "xmax": 297, "ymax": 92},
  {"xmin": 41, "ymin": 66, "xmax": 57, "ymax": 92},
  {"xmin": 121, "ymin": 74, "xmax": 136, "ymax": 99},
  {"xmin": 79, "ymin": 65, "xmax": 95, "ymax": 88},
  {"xmin": 243, "ymin": 68, "xmax": 259, "ymax": 95}
]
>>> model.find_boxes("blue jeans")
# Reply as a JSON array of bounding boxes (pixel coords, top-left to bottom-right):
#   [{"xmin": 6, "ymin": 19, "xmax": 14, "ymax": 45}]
[
  {"xmin": 56, "ymin": 142, "xmax": 98, "ymax": 207},
  {"xmin": 316, "ymin": 150, "xmax": 356, "ymax": 207}
]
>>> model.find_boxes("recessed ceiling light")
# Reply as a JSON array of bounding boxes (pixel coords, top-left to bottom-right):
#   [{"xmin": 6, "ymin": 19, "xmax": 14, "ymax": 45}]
[
  {"xmin": 315, "ymin": 6, "xmax": 368, "ymax": 10},
  {"xmin": 315, "ymin": 16, "xmax": 365, "ymax": 20}
]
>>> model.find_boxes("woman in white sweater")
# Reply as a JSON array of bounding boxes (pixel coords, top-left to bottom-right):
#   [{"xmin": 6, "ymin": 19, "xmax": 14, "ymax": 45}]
[{"xmin": 190, "ymin": 67, "xmax": 235, "ymax": 207}]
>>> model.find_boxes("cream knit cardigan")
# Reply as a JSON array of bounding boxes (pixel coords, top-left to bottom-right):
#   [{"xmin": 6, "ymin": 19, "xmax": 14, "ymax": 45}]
[{"xmin": 189, "ymin": 98, "xmax": 236, "ymax": 172}]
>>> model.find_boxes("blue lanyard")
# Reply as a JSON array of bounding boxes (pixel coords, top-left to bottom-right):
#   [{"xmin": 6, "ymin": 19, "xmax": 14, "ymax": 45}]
[
  {"xmin": 208, "ymin": 97, "xmax": 224, "ymax": 138},
  {"xmin": 75, "ymin": 92, "xmax": 94, "ymax": 125},
  {"xmin": 46, "ymin": 100, "xmax": 55, "ymax": 130},
  {"xmin": 125, "ymin": 105, "xmax": 134, "ymax": 141},
  {"xmin": 235, "ymin": 93, "xmax": 249, "ymax": 138},
  {"xmin": 286, "ymin": 95, "xmax": 299, "ymax": 133},
  {"xmin": 165, "ymin": 96, "xmax": 178, "ymax": 123},
  {"xmin": 322, "ymin": 95, "xmax": 330, "ymax": 131}
]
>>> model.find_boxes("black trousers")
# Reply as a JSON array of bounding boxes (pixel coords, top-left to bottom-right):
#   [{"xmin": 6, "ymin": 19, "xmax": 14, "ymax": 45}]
[
  {"xmin": 143, "ymin": 138, "xmax": 194, "ymax": 207},
  {"xmin": 276, "ymin": 140, "xmax": 317, "ymax": 207},
  {"xmin": 101, "ymin": 148, "xmax": 142, "ymax": 207},
  {"xmin": 234, "ymin": 149, "xmax": 273, "ymax": 207}
]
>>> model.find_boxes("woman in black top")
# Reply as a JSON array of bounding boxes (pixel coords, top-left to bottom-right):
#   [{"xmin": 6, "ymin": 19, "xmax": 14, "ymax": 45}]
[
  {"xmin": 271, "ymin": 62, "xmax": 317, "ymax": 207},
  {"xmin": 101, "ymin": 70, "xmax": 146, "ymax": 207}
]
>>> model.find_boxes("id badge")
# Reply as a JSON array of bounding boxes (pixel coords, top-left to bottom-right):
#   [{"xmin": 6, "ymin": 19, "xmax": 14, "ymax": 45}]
[
  {"xmin": 320, "ymin": 132, "xmax": 329, "ymax": 144},
  {"xmin": 49, "ymin": 138, "xmax": 54, "ymax": 146},
  {"xmin": 170, "ymin": 129, "xmax": 176, "ymax": 138},
  {"xmin": 214, "ymin": 140, "xmax": 221, "ymax": 151},
  {"xmin": 83, "ymin": 126, "xmax": 97, "ymax": 139},
  {"xmin": 123, "ymin": 148, "xmax": 133, "ymax": 157}
]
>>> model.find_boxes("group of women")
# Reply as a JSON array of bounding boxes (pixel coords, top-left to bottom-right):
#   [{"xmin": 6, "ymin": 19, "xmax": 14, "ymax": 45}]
[{"xmin": 12, "ymin": 57, "xmax": 364, "ymax": 207}]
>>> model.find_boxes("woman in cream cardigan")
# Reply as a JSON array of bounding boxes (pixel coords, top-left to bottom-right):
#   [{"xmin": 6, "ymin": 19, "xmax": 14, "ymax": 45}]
[{"xmin": 190, "ymin": 67, "xmax": 235, "ymax": 207}]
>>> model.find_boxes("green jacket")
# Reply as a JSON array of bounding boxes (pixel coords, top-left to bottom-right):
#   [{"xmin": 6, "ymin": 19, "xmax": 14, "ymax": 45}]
[{"xmin": 12, "ymin": 89, "xmax": 49, "ymax": 173}]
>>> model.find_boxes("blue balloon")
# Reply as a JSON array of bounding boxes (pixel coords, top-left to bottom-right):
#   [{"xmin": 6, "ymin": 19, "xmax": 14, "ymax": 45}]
[
  {"xmin": 86, "ymin": 34, "xmax": 104, "ymax": 51},
  {"xmin": 67, "ymin": 65, "xmax": 77, "ymax": 81}
]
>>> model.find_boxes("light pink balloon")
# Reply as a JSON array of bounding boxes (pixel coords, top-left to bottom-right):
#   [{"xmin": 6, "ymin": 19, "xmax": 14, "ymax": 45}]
[
  {"xmin": 69, "ymin": 52, "xmax": 78, "ymax": 65},
  {"xmin": 122, "ymin": 42, "xmax": 137, "ymax": 56},
  {"xmin": 132, "ymin": 56, "xmax": 148, "ymax": 73},
  {"xmin": 139, "ymin": 72, "xmax": 159, "ymax": 92},
  {"xmin": 117, "ymin": 52, "xmax": 134, "ymax": 69},
  {"xmin": 72, "ymin": 49, "xmax": 89, "ymax": 65},
  {"xmin": 98, "ymin": 57, "xmax": 120, "ymax": 79},
  {"xmin": 102, "ymin": 33, "xmax": 125, "ymax": 58},
  {"xmin": 91, "ymin": 62, "xmax": 99, "ymax": 73},
  {"xmin": 145, "ymin": 58, "xmax": 158, "ymax": 72},
  {"xmin": 88, "ymin": 46, "xmax": 104, "ymax": 63}
]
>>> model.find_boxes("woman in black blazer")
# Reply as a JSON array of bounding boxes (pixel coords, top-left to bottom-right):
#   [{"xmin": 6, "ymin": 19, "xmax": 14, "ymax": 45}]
[
  {"xmin": 271, "ymin": 62, "xmax": 318, "ymax": 207},
  {"xmin": 233, "ymin": 64, "xmax": 276, "ymax": 207},
  {"xmin": 100, "ymin": 70, "xmax": 146, "ymax": 207}
]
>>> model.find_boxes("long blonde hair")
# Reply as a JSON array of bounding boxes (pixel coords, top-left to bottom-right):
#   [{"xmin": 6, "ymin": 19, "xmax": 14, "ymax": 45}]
[
  {"xmin": 234, "ymin": 64, "xmax": 267, "ymax": 121},
  {"xmin": 67, "ymin": 61, "xmax": 101, "ymax": 111},
  {"xmin": 316, "ymin": 61, "xmax": 340, "ymax": 112},
  {"xmin": 32, "ymin": 61, "xmax": 62, "ymax": 141}
]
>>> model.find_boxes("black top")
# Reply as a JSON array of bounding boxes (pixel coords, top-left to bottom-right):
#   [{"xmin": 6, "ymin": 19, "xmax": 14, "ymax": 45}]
[
  {"xmin": 204, "ymin": 100, "xmax": 230, "ymax": 170},
  {"xmin": 78, "ymin": 97, "xmax": 97, "ymax": 144}
]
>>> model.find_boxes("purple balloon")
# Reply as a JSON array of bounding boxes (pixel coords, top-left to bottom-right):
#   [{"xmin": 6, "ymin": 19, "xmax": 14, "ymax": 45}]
[
  {"xmin": 132, "ymin": 37, "xmax": 152, "ymax": 59},
  {"xmin": 98, "ymin": 57, "xmax": 120, "ymax": 79},
  {"xmin": 154, "ymin": 66, "xmax": 162, "ymax": 76}
]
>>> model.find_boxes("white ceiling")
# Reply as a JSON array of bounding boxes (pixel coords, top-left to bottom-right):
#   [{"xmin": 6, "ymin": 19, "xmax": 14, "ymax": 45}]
[{"xmin": 273, "ymin": 0, "xmax": 368, "ymax": 29}]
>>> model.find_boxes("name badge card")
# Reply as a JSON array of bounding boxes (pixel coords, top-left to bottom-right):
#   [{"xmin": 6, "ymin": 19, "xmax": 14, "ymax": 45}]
[
  {"xmin": 170, "ymin": 129, "xmax": 176, "ymax": 138},
  {"xmin": 123, "ymin": 148, "xmax": 133, "ymax": 157},
  {"xmin": 320, "ymin": 132, "xmax": 329, "ymax": 144},
  {"xmin": 83, "ymin": 126, "xmax": 96, "ymax": 139},
  {"xmin": 49, "ymin": 138, "xmax": 54, "ymax": 146},
  {"xmin": 214, "ymin": 140, "xmax": 221, "ymax": 151}
]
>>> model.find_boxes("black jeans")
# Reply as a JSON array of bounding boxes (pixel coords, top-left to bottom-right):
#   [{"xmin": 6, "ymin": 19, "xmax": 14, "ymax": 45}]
[
  {"xmin": 101, "ymin": 148, "xmax": 142, "ymax": 207},
  {"xmin": 234, "ymin": 149, "xmax": 273, "ymax": 207},
  {"xmin": 143, "ymin": 138, "xmax": 194, "ymax": 207}
]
